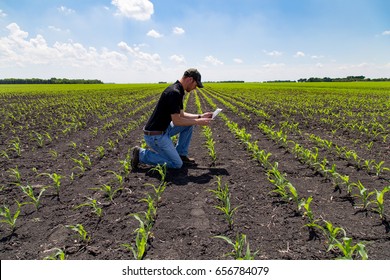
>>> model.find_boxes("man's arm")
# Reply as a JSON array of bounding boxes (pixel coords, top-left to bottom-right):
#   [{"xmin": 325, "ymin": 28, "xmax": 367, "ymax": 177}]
[
  {"xmin": 171, "ymin": 110, "xmax": 211, "ymax": 126},
  {"xmin": 182, "ymin": 111, "xmax": 213, "ymax": 119}
]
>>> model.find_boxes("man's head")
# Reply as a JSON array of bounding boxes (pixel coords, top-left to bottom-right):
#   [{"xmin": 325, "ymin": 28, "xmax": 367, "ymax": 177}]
[{"xmin": 182, "ymin": 68, "xmax": 204, "ymax": 91}]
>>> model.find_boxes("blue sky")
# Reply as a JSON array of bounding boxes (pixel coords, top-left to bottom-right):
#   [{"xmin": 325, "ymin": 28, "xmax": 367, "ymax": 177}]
[{"xmin": 0, "ymin": 0, "xmax": 389, "ymax": 83}]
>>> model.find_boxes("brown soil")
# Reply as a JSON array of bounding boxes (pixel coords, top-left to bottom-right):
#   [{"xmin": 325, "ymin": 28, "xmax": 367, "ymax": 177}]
[{"xmin": 1, "ymin": 89, "xmax": 389, "ymax": 260}]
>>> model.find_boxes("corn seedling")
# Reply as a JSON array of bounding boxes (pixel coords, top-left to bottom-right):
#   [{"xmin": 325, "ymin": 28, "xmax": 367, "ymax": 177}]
[
  {"xmin": 39, "ymin": 172, "xmax": 62, "ymax": 198},
  {"xmin": 321, "ymin": 220, "xmax": 346, "ymax": 251},
  {"xmin": 66, "ymin": 224, "xmax": 90, "ymax": 242},
  {"xmin": 214, "ymin": 234, "xmax": 258, "ymax": 260},
  {"xmin": 150, "ymin": 163, "xmax": 167, "ymax": 182},
  {"xmin": 287, "ymin": 183, "xmax": 300, "ymax": 207},
  {"xmin": 49, "ymin": 149, "xmax": 58, "ymax": 159},
  {"xmin": 373, "ymin": 161, "xmax": 390, "ymax": 176},
  {"xmin": 352, "ymin": 181, "xmax": 375, "ymax": 210},
  {"xmin": 267, "ymin": 163, "xmax": 289, "ymax": 201},
  {"xmin": 106, "ymin": 171, "xmax": 124, "ymax": 187},
  {"xmin": 32, "ymin": 131, "xmax": 45, "ymax": 148},
  {"xmin": 119, "ymin": 157, "xmax": 131, "ymax": 176},
  {"xmin": 140, "ymin": 195, "xmax": 157, "ymax": 230},
  {"xmin": 71, "ymin": 157, "xmax": 86, "ymax": 175},
  {"xmin": 78, "ymin": 152, "xmax": 92, "ymax": 167},
  {"xmin": 215, "ymin": 195, "xmax": 240, "ymax": 229},
  {"xmin": 122, "ymin": 213, "xmax": 149, "ymax": 260},
  {"xmin": 7, "ymin": 166, "xmax": 22, "ymax": 185},
  {"xmin": 43, "ymin": 248, "xmax": 66, "ymax": 260},
  {"xmin": 20, "ymin": 184, "xmax": 46, "ymax": 211},
  {"xmin": 91, "ymin": 184, "xmax": 123, "ymax": 203},
  {"xmin": 333, "ymin": 237, "xmax": 368, "ymax": 260},
  {"xmin": 96, "ymin": 146, "xmax": 105, "ymax": 159},
  {"xmin": 74, "ymin": 198, "xmax": 103, "ymax": 217},
  {"xmin": 372, "ymin": 186, "xmax": 390, "ymax": 220},
  {"xmin": 146, "ymin": 181, "xmax": 167, "ymax": 203},
  {"xmin": 0, "ymin": 201, "xmax": 21, "ymax": 232},
  {"xmin": 8, "ymin": 137, "xmax": 22, "ymax": 157},
  {"xmin": 209, "ymin": 176, "xmax": 229, "ymax": 203},
  {"xmin": 298, "ymin": 196, "xmax": 319, "ymax": 227},
  {"xmin": 203, "ymin": 126, "xmax": 217, "ymax": 164},
  {"xmin": 0, "ymin": 149, "xmax": 9, "ymax": 159}
]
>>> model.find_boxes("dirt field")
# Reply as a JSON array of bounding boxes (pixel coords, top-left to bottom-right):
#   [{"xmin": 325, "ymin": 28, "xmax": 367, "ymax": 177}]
[{"xmin": 1, "ymin": 84, "xmax": 389, "ymax": 260}]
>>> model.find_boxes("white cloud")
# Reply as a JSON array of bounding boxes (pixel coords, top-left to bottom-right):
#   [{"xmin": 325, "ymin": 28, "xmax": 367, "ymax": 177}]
[
  {"xmin": 0, "ymin": 23, "xmax": 127, "ymax": 69},
  {"xmin": 111, "ymin": 0, "xmax": 154, "ymax": 21},
  {"xmin": 205, "ymin": 55, "xmax": 223, "ymax": 66},
  {"xmin": 58, "ymin": 6, "xmax": 75, "ymax": 15},
  {"xmin": 118, "ymin": 41, "xmax": 161, "ymax": 70},
  {"xmin": 233, "ymin": 58, "xmax": 243, "ymax": 64},
  {"xmin": 262, "ymin": 63, "xmax": 285, "ymax": 69},
  {"xmin": 147, "ymin": 29, "xmax": 163, "ymax": 38},
  {"xmin": 0, "ymin": 9, "xmax": 7, "ymax": 17},
  {"xmin": 294, "ymin": 51, "xmax": 305, "ymax": 58},
  {"xmin": 173, "ymin": 27, "xmax": 185, "ymax": 35},
  {"xmin": 48, "ymin": 26, "xmax": 70, "ymax": 33},
  {"xmin": 264, "ymin": 50, "xmax": 282, "ymax": 57},
  {"xmin": 316, "ymin": 63, "xmax": 323, "ymax": 68},
  {"xmin": 170, "ymin": 54, "xmax": 186, "ymax": 64},
  {"xmin": 382, "ymin": 30, "xmax": 390, "ymax": 35}
]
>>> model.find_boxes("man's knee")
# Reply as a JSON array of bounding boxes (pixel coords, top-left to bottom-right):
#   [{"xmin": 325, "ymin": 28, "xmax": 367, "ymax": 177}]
[{"xmin": 170, "ymin": 159, "xmax": 183, "ymax": 169}]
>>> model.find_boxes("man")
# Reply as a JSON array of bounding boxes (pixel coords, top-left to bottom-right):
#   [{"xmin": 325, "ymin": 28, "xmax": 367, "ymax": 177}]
[{"xmin": 131, "ymin": 68, "xmax": 213, "ymax": 169}]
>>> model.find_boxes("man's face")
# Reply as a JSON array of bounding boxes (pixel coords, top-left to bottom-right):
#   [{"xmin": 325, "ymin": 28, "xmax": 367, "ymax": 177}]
[{"xmin": 187, "ymin": 77, "xmax": 198, "ymax": 92}]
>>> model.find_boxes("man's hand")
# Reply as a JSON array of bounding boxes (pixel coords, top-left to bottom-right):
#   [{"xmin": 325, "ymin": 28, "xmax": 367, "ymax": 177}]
[
  {"xmin": 200, "ymin": 112, "xmax": 213, "ymax": 119},
  {"xmin": 197, "ymin": 118, "xmax": 212, "ymax": 126}
]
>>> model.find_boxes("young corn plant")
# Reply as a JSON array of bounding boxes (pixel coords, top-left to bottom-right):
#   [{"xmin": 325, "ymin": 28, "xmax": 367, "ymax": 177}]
[
  {"xmin": 150, "ymin": 163, "xmax": 167, "ymax": 182},
  {"xmin": 214, "ymin": 234, "xmax": 258, "ymax": 260},
  {"xmin": 203, "ymin": 126, "xmax": 217, "ymax": 165},
  {"xmin": 106, "ymin": 171, "xmax": 124, "ymax": 187},
  {"xmin": 0, "ymin": 201, "xmax": 21, "ymax": 232},
  {"xmin": 352, "ymin": 181, "xmax": 375, "ymax": 210},
  {"xmin": 96, "ymin": 146, "xmax": 105, "ymax": 160},
  {"xmin": 8, "ymin": 137, "xmax": 22, "ymax": 157},
  {"xmin": 119, "ymin": 156, "xmax": 131, "ymax": 177},
  {"xmin": 215, "ymin": 195, "xmax": 240, "ymax": 230},
  {"xmin": 146, "ymin": 181, "xmax": 167, "ymax": 204},
  {"xmin": 298, "ymin": 196, "xmax": 320, "ymax": 228},
  {"xmin": 372, "ymin": 186, "xmax": 390, "ymax": 220},
  {"xmin": 209, "ymin": 176, "xmax": 229, "ymax": 202},
  {"xmin": 74, "ymin": 198, "xmax": 103, "ymax": 218},
  {"xmin": 267, "ymin": 163, "xmax": 289, "ymax": 201},
  {"xmin": 20, "ymin": 184, "xmax": 46, "ymax": 211},
  {"xmin": 7, "ymin": 166, "xmax": 22, "ymax": 186},
  {"xmin": 333, "ymin": 237, "xmax": 368, "ymax": 260},
  {"xmin": 66, "ymin": 224, "xmax": 90, "ymax": 243},
  {"xmin": 287, "ymin": 183, "xmax": 300, "ymax": 208},
  {"xmin": 43, "ymin": 248, "xmax": 66, "ymax": 260},
  {"xmin": 91, "ymin": 184, "xmax": 123, "ymax": 203},
  {"xmin": 373, "ymin": 161, "xmax": 390, "ymax": 176},
  {"xmin": 320, "ymin": 220, "xmax": 347, "ymax": 252},
  {"xmin": 71, "ymin": 157, "xmax": 86, "ymax": 176},
  {"xmin": 78, "ymin": 152, "xmax": 92, "ymax": 168},
  {"xmin": 209, "ymin": 177, "xmax": 239, "ymax": 229},
  {"xmin": 140, "ymin": 195, "xmax": 157, "ymax": 230},
  {"xmin": 122, "ymin": 213, "xmax": 149, "ymax": 260},
  {"xmin": 39, "ymin": 172, "xmax": 62, "ymax": 198}
]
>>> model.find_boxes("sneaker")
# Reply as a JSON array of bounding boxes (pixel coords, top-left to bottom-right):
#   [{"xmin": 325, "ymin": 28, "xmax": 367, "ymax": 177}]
[
  {"xmin": 180, "ymin": 155, "xmax": 196, "ymax": 163},
  {"xmin": 131, "ymin": 146, "xmax": 140, "ymax": 170}
]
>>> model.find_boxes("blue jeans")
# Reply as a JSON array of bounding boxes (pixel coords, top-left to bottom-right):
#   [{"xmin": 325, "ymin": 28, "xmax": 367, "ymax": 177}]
[{"xmin": 139, "ymin": 122, "xmax": 193, "ymax": 169}]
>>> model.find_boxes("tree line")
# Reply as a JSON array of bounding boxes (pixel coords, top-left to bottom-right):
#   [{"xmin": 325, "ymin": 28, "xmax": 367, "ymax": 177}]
[
  {"xmin": 0, "ymin": 78, "xmax": 103, "ymax": 84},
  {"xmin": 297, "ymin": 76, "xmax": 390, "ymax": 82}
]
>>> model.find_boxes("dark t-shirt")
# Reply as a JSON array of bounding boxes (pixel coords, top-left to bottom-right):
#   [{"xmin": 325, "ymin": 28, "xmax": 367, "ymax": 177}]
[{"xmin": 144, "ymin": 80, "xmax": 184, "ymax": 131}]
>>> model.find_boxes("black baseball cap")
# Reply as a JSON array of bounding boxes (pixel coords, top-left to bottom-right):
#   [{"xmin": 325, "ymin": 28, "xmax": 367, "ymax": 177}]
[{"xmin": 184, "ymin": 68, "xmax": 204, "ymax": 88}]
